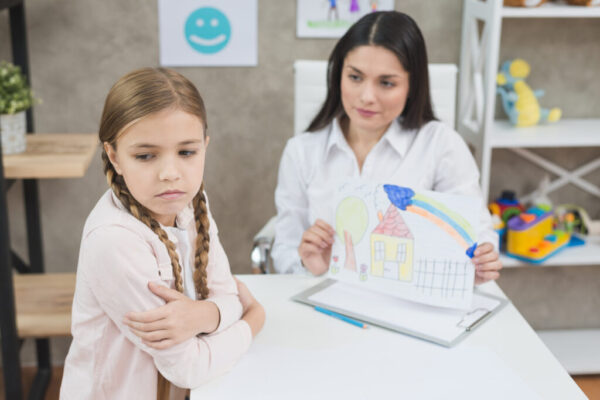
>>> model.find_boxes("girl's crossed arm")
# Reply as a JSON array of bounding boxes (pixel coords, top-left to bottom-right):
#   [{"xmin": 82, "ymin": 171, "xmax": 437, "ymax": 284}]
[{"xmin": 82, "ymin": 225, "xmax": 254, "ymax": 388}]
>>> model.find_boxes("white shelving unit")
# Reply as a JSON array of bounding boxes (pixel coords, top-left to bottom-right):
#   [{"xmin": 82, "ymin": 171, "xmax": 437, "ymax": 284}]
[{"xmin": 457, "ymin": 0, "xmax": 600, "ymax": 374}]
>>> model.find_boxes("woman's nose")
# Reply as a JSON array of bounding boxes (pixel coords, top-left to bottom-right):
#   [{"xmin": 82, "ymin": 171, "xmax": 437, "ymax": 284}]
[{"xmin": 359, "ymin": 82, "xmax": 376, "ymax": 104}]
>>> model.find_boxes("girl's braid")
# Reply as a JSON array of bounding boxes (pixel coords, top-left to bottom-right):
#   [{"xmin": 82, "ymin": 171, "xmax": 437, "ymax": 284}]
[
  {"xmin": 102, "ymin": 152, "xmax": 185, "ymax": 293},
  {"xmin": 192, "ymin": 184, "xmax": 210, "ymax": 300}
]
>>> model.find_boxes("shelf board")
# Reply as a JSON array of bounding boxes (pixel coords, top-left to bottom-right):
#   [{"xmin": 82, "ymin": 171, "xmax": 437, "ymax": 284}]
[
  {"xmin": 537, "ymin": 329, "xmax": 600, "ymax": 374},
  {"xmin": 13, "ymin": 273, "xmax": 75, "ymax": 338},
  {"xmin": 501, "ymin": 235, "xmax": 600, "ymax": 268},
  {"xmin": 502, "ymin": 1, "xmax": 600, "ymax": 18},
  {"xmin": 2, "ymin": 133, "xmax": 98, "ymax": 179},
  {"xmin": 490, "ymin": 118, "xmax": 600, "ymax": 148}
]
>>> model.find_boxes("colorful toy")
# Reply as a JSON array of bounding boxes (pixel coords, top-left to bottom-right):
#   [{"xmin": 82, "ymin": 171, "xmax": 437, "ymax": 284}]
[
  {"xmin": 506, "ymin": 206, "xmax": 572, "ymax": 263},
  {"xmin": 496, "ymin": 59, "xmax": 561, "ymax": 127}
]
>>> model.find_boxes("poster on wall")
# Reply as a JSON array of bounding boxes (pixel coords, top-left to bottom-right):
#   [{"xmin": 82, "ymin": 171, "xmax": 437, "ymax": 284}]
[
  {"xmin": 158, "ymin": 0, "xmax": 257, "ymax": 66},
  {"xmin": 297, "ymin": 0, "xmax": 395, "ymax": 38}
]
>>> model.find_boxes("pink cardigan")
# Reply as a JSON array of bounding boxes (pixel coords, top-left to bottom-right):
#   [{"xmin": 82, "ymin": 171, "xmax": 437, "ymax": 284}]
[{"xmin": 60, "ymin": 190, "xmax": 251, "ymax": 399}]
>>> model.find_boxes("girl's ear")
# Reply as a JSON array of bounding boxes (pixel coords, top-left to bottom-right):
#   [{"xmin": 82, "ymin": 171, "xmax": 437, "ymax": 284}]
[
  {"xmin": 103, "ymin": 142, "xmax": 123, "ymax": 175},
  {"xmin": 204, "ymin": 135, "xmax": 210, "ymax": 149}
]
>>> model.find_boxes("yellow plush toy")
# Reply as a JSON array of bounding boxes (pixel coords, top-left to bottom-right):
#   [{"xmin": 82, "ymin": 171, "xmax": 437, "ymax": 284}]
[{"xmin": 496, "ymin": 59, "xmax": 561, "ymax": 127}]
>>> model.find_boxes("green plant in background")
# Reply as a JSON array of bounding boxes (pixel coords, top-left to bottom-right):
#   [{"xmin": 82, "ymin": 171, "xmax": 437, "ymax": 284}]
[{"xmin": 0, "ymin": 61, "xmax": 38, "ymax": 115}]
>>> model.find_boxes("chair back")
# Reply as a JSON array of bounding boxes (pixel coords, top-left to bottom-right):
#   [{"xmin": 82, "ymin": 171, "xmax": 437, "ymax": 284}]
[{"xmin": 293, "ymin": 60, "xmax": 458, "ymax": 135}]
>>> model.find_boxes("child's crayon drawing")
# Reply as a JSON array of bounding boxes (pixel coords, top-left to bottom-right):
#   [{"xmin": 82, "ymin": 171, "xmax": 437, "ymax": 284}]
[{"xmin": 329, "ymin": 181, "xmax": 481, "ymax": 309}]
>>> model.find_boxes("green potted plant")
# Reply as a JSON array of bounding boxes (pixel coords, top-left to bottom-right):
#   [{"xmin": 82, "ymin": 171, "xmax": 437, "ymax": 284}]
[{"xmin": 0, "ymin": 61, "xmax": 38, "ymax": 155}]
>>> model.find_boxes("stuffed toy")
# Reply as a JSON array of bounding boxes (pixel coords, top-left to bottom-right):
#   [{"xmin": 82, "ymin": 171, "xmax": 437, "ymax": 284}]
[
  {"xmin": 503, "ymin": 0, "xmax": 547, "ymax": 6},
  {"xmin": 496, "ymin": 59, "xmax": 561, "ymax": 127},
  {"xmin": 566, "ymin": 0, "xmax": 600, "ymax": 5}
]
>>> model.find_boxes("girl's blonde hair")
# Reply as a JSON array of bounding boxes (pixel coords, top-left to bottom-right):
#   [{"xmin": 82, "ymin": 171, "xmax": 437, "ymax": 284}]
[{"xmin": 99, "ymin": 68, "xmax": 211, "ymax": 399}]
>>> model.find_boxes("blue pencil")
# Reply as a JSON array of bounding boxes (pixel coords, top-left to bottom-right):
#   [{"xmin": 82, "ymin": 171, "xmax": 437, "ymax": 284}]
[{"xmin": 314, "ymin": 306, "xmax": 368, "ymax": 329}]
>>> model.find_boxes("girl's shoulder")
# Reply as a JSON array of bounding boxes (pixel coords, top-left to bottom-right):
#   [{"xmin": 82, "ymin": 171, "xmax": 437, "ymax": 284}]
[{"xmin": 82, "ymin": 190, "xmax": 158, "ymax": 249}]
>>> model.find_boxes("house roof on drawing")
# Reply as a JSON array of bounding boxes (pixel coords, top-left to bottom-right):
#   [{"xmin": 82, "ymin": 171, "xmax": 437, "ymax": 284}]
[{"xmin": 372, "ymin": 205, "xmax": 413, "ymax": 239}]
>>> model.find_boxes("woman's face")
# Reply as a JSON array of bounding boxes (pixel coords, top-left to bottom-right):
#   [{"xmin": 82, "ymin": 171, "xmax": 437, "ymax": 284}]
[{"xmin": 340, "ymin": 45, "xmax": 410, "ymax": 135}]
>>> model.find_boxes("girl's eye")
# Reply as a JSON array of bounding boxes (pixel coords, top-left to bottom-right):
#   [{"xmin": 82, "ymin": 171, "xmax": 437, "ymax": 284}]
[
  {"xmin": 348, "ymin": 74, "xmax": 361, "ymax": 82},
  {"xmin": 135, "ymin": 153, "xmax": 154, "ymax": 161},
  {"xmin": 179, "ymin": 150, "xmax": 197, "ymax": 157},
  {"xmin": 381, "ymin": 80, "xmax": 395, "ymax": 88}
]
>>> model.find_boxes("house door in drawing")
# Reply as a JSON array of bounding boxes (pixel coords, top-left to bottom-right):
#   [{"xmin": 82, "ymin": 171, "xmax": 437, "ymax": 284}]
[{"xmin": 370, "ymin": 205, "xmax": 414, "ymax": 281}]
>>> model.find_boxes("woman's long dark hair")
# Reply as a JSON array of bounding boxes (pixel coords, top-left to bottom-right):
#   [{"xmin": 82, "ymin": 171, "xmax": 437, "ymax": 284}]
[{"xmin": 307, "ymin": 11, "xmax": 436, "ymax": 132}]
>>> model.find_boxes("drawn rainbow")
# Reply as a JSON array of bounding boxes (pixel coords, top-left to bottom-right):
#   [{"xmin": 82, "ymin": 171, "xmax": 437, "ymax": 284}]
[{"xmin": 383, "ymin": 184, "xmax": 478, "ymax": 257}]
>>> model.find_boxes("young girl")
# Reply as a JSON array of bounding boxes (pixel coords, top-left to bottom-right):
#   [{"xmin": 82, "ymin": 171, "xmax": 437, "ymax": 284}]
[
  {"xmin": 60, "ymin": 68, "xmax": 265, "ymax": 399},
  {"xmin": 272, "ymin": 11, "xmax": 502, "ymax": 284}
]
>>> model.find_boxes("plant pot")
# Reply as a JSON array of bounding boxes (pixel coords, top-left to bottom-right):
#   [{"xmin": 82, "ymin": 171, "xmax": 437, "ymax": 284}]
[{"xmin": 0, "ymin": 111, "xmax": 27, "ymax": 155}]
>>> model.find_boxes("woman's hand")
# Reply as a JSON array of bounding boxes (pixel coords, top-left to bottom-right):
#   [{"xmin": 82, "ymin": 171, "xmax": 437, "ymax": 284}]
[
  {"xmin": 123, "ymin": 281, "xmax": 220, "ymax": 350},
  {"xmin": 235, "ymin": 277, "xmax": 265, "ymax": 337},
  {"xmin": 471, "ymin": 242, "xmax": 502, "ymax": 285},
  {"xmin": 298, "ymin": 219, "xmax": 335, "ymax": 275}
]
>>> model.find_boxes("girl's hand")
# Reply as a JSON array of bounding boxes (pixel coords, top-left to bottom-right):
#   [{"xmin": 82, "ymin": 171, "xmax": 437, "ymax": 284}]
[
  {"xmin": 298, "ymin": 219, "xmax": 335, "ymax": 276},
  {"xmin": 471, "ymin": 242, "xmax": 502, "ymax": 285},
  {"xmin": 123, "ymin": 281, "xmax": 220, "ymax": 350},
  {"xmin": 234, "ymin": 277, "xmax": 265, "ymax": 337}
]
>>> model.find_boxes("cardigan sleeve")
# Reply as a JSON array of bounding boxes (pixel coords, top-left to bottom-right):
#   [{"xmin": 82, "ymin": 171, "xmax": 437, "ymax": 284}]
[{"xmin": 81, "ymin": 225, "xmax": 252, "ymax": 388}]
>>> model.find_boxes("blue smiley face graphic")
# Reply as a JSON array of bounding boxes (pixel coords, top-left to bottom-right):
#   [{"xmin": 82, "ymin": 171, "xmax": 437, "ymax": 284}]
[{"xmin": 184, "ymin": 7, "xmax": 231, "ymax": 54}]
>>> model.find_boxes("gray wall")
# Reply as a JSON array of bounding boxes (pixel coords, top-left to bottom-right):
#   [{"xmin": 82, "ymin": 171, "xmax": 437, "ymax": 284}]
[{"xmin": 1, "ymin": 0, "xmax": 598, "ymax": 365}]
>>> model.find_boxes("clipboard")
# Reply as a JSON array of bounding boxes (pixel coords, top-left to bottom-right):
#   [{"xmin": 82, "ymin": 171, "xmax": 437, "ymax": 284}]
[{"xmin": 292, "ymin": 279, "xmax": 508, "ymax": 347}]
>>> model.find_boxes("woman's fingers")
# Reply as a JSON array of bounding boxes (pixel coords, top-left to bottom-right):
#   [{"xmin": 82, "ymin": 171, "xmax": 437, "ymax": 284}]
[
  {"xmin": 475, "ymin": 269, "xmax": 500, "ymax": 283},
  {"xmin": 472, "ymin": 251, "xmax": 499, "ymax": 266},
  {"xmin": 302, "ymin": 230, "xmax": 331, "ymax": 249},
  {"xmin": 314, "ymin": 219, "xmax": 335, "ymax": 234}
]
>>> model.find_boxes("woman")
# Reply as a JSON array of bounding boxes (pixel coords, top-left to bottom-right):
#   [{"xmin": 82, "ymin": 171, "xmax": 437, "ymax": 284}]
[{"xmin": 272, "ymin": 11, "xmax": 501, "ymax": 284}]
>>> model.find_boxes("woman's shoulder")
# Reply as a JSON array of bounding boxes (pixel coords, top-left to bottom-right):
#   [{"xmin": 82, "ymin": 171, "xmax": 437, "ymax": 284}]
[
  {"xmin": 286, "ymin": 124, "xmax": 331, "ymax": 153},
  {"xmin": 417, "ymin": 120, "xmax": 468, "ymax": 148}
]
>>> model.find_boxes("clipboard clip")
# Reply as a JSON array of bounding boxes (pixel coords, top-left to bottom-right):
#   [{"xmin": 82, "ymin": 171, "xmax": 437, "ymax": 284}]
[{"xmin": 457, "ymin": 308, "xmax": 491, "ymax": 331}]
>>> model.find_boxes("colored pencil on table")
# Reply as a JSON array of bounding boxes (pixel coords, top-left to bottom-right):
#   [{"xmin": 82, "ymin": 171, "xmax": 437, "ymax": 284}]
[{"xmin": 314, "ymin": 306, "xmax": 368, "ymax": 329}]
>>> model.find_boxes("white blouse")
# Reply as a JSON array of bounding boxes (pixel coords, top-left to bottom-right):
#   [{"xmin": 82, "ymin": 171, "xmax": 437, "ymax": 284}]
[{"xmin": 272, "ymin": 118, "xmax": 498, "ymax": 274}]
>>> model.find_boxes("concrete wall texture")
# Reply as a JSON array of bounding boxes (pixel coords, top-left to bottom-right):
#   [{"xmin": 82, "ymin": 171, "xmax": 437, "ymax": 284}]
[{"xmin": 1, "ymin": 0, "xmax": 599, "ymax": 365}]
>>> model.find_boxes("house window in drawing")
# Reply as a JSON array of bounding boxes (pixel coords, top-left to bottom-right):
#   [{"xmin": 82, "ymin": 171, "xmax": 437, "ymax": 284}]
[{"xmin": 370, "ymin": 205, "xmax": 414, "ymax": 281}]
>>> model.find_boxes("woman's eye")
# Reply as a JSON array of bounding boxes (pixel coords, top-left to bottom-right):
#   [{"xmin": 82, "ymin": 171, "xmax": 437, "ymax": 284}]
[
  {"xmin": 348, "ymin": 74, "xmax": 361, "ymax": 82},
  {"xmin": 179, "ymin": 150, "xmax": 197, "ymax": 157},
  {"xmin": 135, "ymin": 153, "xmax": 154, "ymax": 161},
  {"xmin": 381, "ymin": 80, "xmax": 395, "ymax": 88}
]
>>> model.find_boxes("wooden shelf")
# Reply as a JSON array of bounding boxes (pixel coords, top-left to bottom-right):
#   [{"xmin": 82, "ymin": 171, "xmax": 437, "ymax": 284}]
[
  {"xmin": 13, "ymin": 273, "xmax": 75, "ymax": 338},
  {"xmin": 2, "ymin": 133, "xmax": 98, "ymax": 179},
  {"xmin": 490, "ymin": 119, "xmax": 600, "ymax": 148},
  {"xmin": 502, "ymin": 1, "xmax": 600, "ymax": 18},
  {"xmin": 501, "ymin": 235, "xmax": 600, "ymax": 268}
]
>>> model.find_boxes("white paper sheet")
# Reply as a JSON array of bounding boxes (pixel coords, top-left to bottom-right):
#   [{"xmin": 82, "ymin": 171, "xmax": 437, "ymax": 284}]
[
  {"xmin": 329, "ymin": 182, "xmax": 481, "ymax": 309},
  {"xmin": 308, "ymin": 281, "xmax": 501, "ymax": 345}
]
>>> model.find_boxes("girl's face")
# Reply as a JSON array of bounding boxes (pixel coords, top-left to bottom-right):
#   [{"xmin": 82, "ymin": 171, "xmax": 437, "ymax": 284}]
[
  {"xmin": 105, "ymin": 108, "xmax": 208, "ymax": 227},
  {"xmin": 340, "ymin": 45, "xmax": 410, "ymax": 135}
]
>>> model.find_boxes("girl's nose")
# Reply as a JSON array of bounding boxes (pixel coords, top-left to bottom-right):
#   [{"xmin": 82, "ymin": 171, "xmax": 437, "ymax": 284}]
[{"xmin": 158, "ymin": 162, "xmax": 181, "ymax": 181}]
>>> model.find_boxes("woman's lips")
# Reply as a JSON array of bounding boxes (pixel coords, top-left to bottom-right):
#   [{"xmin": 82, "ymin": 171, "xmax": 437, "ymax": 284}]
[
  {"xmin": 356, "ymin": 108, "xmax": 378, "ymax": 117},
  {"xmin": 157, "ymin": 190, "xmax": 185, "ymax": 200}
]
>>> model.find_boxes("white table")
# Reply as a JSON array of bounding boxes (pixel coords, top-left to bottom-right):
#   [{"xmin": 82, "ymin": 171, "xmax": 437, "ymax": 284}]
[{"xmin": 192, "ymin": 275, "xmax": 585, "ymax": 400}]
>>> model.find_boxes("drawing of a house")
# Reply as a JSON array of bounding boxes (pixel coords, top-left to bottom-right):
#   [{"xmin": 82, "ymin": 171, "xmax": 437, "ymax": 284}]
[{"xmin": 371, "ymin": 204, "xmax": 414, "ymax": 281}]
